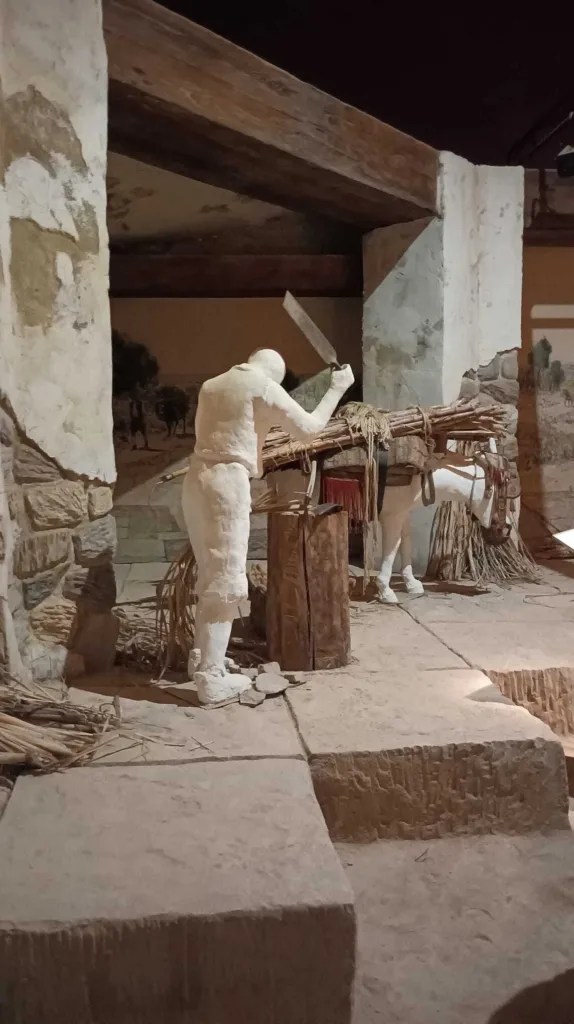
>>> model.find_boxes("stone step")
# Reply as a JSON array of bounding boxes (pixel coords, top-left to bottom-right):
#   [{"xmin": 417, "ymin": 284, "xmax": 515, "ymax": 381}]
[
  {"xmin": 286, "ymin": 606, "xmax": 570, "ymax": 842},
  {"xmin": 343, "ymin": 829, "xmax": 574, "ymax": 1024},
  {"xmin": 0, "ymin": 759, "xmax": 355, "ymax": 1024}
]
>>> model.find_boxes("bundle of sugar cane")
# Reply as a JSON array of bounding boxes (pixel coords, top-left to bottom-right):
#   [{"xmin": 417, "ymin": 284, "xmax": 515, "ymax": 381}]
[
  {"xmin": 261, "ymin": 398, "xmax": 506, "ymax": 473},
  {"xmin": 0, "ymin": 686, "xmax": 119, "ymax": 771}
]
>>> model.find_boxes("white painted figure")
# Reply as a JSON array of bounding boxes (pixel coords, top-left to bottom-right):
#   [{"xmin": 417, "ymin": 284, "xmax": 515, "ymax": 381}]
[
  {"xmin": 182, "ymin": 349, "xmax": 354, "ymax": 706},
  {"xmin": 377, "ymin": 448, "xmax": 519, "ymax": 604}
]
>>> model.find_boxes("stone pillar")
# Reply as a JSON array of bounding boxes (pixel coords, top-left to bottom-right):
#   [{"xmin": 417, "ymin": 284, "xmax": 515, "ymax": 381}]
[
  {"xmin": 362, "ymin": 153, "xmax": 524, "ymax": 572},
  {"xmin": 0, "ymin": 0, "xmax": 117, "ymax": 683}
]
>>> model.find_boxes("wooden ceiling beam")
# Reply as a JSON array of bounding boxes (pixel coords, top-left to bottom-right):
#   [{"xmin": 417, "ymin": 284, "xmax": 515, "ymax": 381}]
[
  {"xmin": 104, "ymin": 0, "xmax": 439, "ymax": 229},
  {"xmin": 109, "ymin": 253, "xmax": 363, "ymax": 299}
]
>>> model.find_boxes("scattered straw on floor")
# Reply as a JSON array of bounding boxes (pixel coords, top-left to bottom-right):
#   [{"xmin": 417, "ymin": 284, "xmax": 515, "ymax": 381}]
[{"xmin": 0, "ymin": 684, "xmax": 121, "ymax": 773}]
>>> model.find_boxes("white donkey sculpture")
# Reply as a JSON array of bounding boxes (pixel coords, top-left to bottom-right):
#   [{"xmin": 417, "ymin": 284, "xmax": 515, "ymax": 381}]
[{"xmin": 377, "ymin": 441, "xmax": 518, "ymax": 604}]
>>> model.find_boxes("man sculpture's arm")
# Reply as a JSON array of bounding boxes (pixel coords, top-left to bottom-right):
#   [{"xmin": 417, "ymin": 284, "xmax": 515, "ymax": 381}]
[{"xmin": 263, "ymin": 365, "xmax": 355, "ymax": 440}]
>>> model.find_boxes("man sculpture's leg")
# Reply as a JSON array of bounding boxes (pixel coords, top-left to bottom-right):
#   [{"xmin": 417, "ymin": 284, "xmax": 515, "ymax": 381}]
[{"xmin": 183, "ymin": 460, "xmax": 252, "ymax": 706}]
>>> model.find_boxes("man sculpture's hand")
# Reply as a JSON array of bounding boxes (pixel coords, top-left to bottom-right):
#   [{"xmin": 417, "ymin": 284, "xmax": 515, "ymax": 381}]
[{"xmin": 331, "ymin": 364, "xmax": 355, "ymax": 393}]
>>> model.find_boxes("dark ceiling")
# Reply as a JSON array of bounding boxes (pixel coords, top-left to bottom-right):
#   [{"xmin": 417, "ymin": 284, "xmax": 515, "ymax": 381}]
[{"xmin": 157, "ymin": 2, "xmax": 574, "ymax": 168}]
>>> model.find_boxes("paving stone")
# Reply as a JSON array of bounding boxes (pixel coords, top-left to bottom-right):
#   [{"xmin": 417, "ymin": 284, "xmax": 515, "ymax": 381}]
[
  {"xmin": 71, "ymin": 683, "xmax": 304, "ymax": 763},
  {"xmin": 24, "ymin": 480, "xmax": 87, "ymax": 529},
  {"xmin": 126, "ymin": 561, "xmax": 168, "ymax": 583},
  {"xmin": 73, "ymin": 515, "xmax": 117, "ymax": 566},
  {"xmin": 115, "ymin": 537, "xmax": 165, "ymax": 564},
  {"xmin": 0, "ymin": 761, "xmax": 355, "ymax": 1024},
  {"xmin": 287, "ymin": 663, "xmax": 568, "ymax": 842},
  {"xmin": 343, "ymin": 830, "xmax": 574, "ymax": 1024},
  {"xmin": 164, "ymin": 537, "xmax": 187, "ymax": 561},
  {"xmin": 350, "ymin": 605, "xmax": 466, "ymax": 671},
  {"xmin": 286, "ymin": 608, "xmax": 569, "ymax": 842}
]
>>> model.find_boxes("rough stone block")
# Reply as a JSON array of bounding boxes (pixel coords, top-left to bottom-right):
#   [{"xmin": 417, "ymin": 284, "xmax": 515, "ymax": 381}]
[
  {"xmin": 287, "ymin": 654, "xmax": 569, "ymax": 841},
  {"xmin": 480, "ymin": 378, "xmax": 519, "ymax": 405},
  {"xmin": 88, "ymin": 485, "xmax": 113, "ymax": 519},
  {"xmin": 6, "ymin": 484, "xmax": 25, "ymax": 522},
  {"xmin": 63, "ymin": 564, "xmax": 116, "ymax": 609},
  {"xmin": 0, "ymin": 407, "xmax": 15, "ymax": 448},
  {"xmin": 501, "ymin": 349, "xmax": 519, "ymax": 380},
  {"xmin": 500, "ymin": 403, "xmax": 518, "ymax": 435},
  {"xmin": 477, "ymin": 354, "xmax": 500, "ymax": 381},
  {"xmin": 22, "ymin": 562, "xmax": 70, "ymax": 610},
  {"xmin": 501, "ymin": 434, "xmax": 519, "ymax": 460},
  {"xmin": 13, "ymin": 443, "xmax": 61, "ymax": 484},
  {"xmin": 29, "ymin": 596, "xmax": 77, "ymax": 646},
  {"xmin": 13, "ymin": 529, "xmax": 71, "ymax": 579},
  {"xmin": 73, "ymin": 515, "xmax": 117, "ymax": 566},
  {"xmin": 25, "ymin": 480, "xmax": 87, "ymax": 529},
  {"xmin": 459, "ymin": 376, "xmax": 480, "ymax": 400},
  {"xmin": 0, "ymin": 761, "xmax": 355, "ymax": 1024}
]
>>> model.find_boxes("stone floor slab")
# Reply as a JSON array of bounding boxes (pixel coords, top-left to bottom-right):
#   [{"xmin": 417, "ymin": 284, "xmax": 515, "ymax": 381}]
[
  {"xmin": 126, "ymin": 561, "xmax": 169, "ymax": 582},
  {"xmin": 115, "ymin": 538, "xmax": 166, "ymax": 564},
  {"xmin": 287, "ymin": 608, "xmax": 569, "ymax": 842},
  {"xmin": 421, "ymin": 618, "xmax": 574, "ymax": 672},
  {"xmin": 70, "ymin": 684, "xmax": 304, "ymax": 765},
  {"xmin": 350, "ymin": 604, "xmax": 466, "ymax": 671},
  {"xmin": 344, "ymin": 830, "xmax": 574, "ymax": 1024},
  {"xmin": 0, "ymin": 760, "xmax": 355, "ymax": 1024}
]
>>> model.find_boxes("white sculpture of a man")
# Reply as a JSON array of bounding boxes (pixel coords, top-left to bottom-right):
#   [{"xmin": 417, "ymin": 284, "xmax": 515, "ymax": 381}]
[{"xmin": 182, "ymin": 349, "xmax": 354, "ymax": 706}]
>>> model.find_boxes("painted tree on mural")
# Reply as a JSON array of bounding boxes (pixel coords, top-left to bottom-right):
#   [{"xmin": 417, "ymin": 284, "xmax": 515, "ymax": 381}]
[
  {"xmin": 155, "ymin": 385, "xmax": 190, "ymax": 438},
  {"xmin": 111, "ymin": 330, "xmax": 159, "ymax": 449}
]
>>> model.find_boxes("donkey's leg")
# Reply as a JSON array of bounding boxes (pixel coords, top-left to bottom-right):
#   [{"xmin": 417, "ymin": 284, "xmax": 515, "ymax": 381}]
[
  {"xmin": 400, "ymin": 517, "xmax": 425, "ymax": 595},
  {"xmin": 376, "ymin": 512, "xmax": 404, "ymax": 604}
]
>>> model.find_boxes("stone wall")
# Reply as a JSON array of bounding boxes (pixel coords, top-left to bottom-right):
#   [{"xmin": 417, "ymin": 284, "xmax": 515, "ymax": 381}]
[
  {"xmin": 0, "ymin": 0, "xmax": 115, "ymax": 682},
  {"xmin": 1, "ymin": 405, "xmax": 117, "ymax": 682}
]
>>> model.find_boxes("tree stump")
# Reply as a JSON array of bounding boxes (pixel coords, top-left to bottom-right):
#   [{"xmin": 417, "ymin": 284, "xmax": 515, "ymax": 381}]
[{"xmin": 266, "ymin": 508, "xmax": 350, "ymax": 671}]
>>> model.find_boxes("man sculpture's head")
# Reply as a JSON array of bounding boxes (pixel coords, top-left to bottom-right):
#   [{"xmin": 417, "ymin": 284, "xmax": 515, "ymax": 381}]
[{"xmin": 247, "ymin": 349, "xmax": 286, "ymax": 384}]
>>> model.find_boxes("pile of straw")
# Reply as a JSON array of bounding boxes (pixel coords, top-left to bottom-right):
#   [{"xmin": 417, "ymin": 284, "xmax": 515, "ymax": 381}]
[
  {"xmin": 152, "ymin": 490, "xmax": 310, "ymax": 673},
  {"xmin": 0, "ymin": 685, "xmax": 120, "ymax": 772},
  {"xmin": 261, "ymin": 398, "xmax": 506, "ymax": 473},
  {"xmin": 427, "ymin": 439, "xmax": 540, "ymax": 585}
]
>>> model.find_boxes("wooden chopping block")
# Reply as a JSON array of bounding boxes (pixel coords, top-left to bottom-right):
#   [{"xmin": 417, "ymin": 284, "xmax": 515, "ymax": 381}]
[{"xmin": 266, "ymin": 507, "xmax": 350, "ymax": 672}]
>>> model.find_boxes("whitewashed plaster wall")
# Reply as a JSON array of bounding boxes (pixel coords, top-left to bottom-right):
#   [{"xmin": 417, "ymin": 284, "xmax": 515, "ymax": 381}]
[
  {"xmin": 441, "ymin": 153, "xmax": 524, "ymax": 402},
  {"xmin": 364, "ymin": 153, "xmax": 524, "ymax": 412},
  {"xmin": 0, "ymin": 0, "xmax": 114, "ymax": 483},
  {"xmin": 362, "ymin": 153, "xmax": 524, "ymax": 571}
]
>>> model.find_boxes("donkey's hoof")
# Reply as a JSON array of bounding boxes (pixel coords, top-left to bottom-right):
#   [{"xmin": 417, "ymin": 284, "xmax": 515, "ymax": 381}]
[
  {"xmin": 405, "ymin": 579, "xmax": 425, "ymax": 596},
  {"xmin": 376, "ymin": 589, "xmax": 399, "ymax": 605}
]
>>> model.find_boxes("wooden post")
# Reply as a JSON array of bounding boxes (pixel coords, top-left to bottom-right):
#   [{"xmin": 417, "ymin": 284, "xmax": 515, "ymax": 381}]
[{"xmin": 266, "ymin": 508, "xmax": 350, "ymax": 671}]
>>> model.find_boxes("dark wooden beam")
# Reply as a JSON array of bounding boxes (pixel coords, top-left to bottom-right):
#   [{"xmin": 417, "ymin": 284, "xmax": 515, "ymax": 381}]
[
  {"xmin": 109, "ymin": 253, "xmax": 363, "ymax": 298},
  {"xmin": 104, "ymin": 0, "xmax": 438, "ymax": 229}
]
